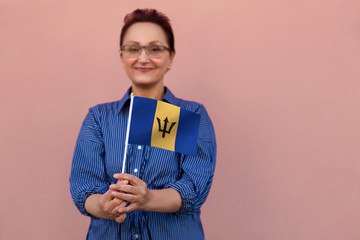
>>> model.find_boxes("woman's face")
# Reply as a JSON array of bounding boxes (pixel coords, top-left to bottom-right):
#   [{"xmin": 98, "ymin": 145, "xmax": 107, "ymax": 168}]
[{"xmin": 121, "ymin": 22, "xmax": 174, "ymax": 89}]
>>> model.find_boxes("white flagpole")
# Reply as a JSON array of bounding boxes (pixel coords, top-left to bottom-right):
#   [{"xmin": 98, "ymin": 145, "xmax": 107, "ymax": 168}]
[{"xmin": 121, "ymin": 93, "xmax": 134, "ymax": 173}]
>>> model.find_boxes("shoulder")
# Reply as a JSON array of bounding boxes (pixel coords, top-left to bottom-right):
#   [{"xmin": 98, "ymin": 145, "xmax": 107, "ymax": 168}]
[
  {"xmin": 85, "ymin": 100, "xmax": 124, "ymax": 125},
  {"xmin": 173, "ymin": 97, "xmax": 205, "ymax": 114},
  {"xmin": 173, "ymin": 96, "xmax": 215, "ymax": 140},
  {"xmin": 89, "ymin": 100, "xmax": 123, "ymax": 115}
]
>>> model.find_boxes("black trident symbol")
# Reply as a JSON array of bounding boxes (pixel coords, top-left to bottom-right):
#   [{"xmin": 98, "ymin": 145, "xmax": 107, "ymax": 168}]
[{"xmin": 156, "ymin": 117, "xmax": 177, "ymax": 138}]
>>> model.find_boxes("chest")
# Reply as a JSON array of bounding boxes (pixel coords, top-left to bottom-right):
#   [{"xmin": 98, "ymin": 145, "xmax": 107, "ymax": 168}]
[{"xmin": 101, "ymin": 111, "xmax": 181, "ymax": 188}]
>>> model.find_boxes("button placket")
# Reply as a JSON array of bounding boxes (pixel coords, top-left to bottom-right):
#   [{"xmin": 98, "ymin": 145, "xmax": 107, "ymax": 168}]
[{"xmin": 131, "ymin": 145, "xmax": 143, "ymax": 176}]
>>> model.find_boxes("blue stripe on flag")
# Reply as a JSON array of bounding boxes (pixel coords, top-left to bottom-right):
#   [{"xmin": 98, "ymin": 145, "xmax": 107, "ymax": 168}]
[
  {"xmin": 175, "ymin": 109, "xmax": 201, "ymax": 156},
  {"xmin": 129, "ymin": 97, "xmax": 157, "ymax": 146}
]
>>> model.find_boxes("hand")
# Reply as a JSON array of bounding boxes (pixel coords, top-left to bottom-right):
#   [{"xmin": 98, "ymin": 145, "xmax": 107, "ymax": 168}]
[
  {"xmin": 97, "ymin": 189, "xmax": 127, "ymax": 223},
  {"xmin": 110, "ymin": 173, "xmax": 151, "ymax": 214}
]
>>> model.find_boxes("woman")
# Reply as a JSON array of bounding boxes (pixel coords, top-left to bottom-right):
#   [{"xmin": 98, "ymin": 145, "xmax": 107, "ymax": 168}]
[{"xmin": 70, "ymin": 9, "xmax": 216, "ymax": 240}]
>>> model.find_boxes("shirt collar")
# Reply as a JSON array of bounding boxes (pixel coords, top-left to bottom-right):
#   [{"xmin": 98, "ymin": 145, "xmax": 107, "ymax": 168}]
[
  {"xmin": 162, "ymin": 87, "xmax": 177, "ymax": 105},
  {"xmin": 116, "ymin": 87, "xmax": 177, "ymax": 112}
]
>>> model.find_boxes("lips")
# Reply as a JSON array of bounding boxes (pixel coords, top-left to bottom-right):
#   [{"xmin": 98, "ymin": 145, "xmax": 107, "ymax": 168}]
[{"xmin": 135, "ymin": 67, "xmax": 152, "ymax": 72}]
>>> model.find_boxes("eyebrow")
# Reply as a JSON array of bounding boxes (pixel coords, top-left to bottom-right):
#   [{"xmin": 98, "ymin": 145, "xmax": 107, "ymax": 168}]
[{"xmin": 125, "ymin": 41, "xmax": 163, "ymax": 45}]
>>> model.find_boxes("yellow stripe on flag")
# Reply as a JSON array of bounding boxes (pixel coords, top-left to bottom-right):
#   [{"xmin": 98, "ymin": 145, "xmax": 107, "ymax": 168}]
[{"xmin": 151, "ymin": 101, "xmax": 180, "ymax": 151}]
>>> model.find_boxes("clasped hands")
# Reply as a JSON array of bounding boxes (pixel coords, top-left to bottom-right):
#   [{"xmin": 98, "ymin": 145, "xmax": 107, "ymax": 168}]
[{"xmin": 99, "ymin": 173, "xmax": 150, "ymax": 223}]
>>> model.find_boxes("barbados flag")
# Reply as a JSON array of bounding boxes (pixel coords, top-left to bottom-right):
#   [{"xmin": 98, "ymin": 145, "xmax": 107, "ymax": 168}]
[{"xmin": 128, "ymin": 96, "xmax": 200, "ymax": 156}]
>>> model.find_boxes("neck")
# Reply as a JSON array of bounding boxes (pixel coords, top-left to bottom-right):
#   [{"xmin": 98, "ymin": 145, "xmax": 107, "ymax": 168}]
[{"xmin": 131, "ymin": 84, "xmax": 165, "ymax": 100}]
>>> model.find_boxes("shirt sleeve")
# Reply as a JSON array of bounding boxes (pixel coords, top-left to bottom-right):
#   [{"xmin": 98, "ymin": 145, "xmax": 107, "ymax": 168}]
[
  {"xmin": 69, "ymin": 107, "xmax": 109, "ymax": 216},
  {"xmin": 165, "ymin": 104, "xmax": 217, "ymax": 215}
]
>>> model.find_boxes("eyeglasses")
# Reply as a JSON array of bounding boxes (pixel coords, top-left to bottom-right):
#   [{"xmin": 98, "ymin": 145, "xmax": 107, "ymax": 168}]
[{"xmin": 120, "ymin": 44, "xmax": 171, "ymax": 58}]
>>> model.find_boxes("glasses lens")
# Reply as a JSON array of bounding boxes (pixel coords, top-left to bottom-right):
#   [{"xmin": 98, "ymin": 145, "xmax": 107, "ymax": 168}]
[
  {"xmin": 124, "ymin": 45, "xmax": 141, "ymax": 58},
  {"xmin": 122, "ymin": 45, "xmax": 167, "ymax": 58},
  {"xmin": 146, "ymin": 46, "xmax": 165, "ymax": 58}
]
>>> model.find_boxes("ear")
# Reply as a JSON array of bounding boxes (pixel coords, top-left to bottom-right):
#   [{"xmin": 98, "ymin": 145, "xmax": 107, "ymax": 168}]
[
  {"xmin": 119, "ymin": 49, "xmax": 125, "ymax": 69},
  {"xmin": 167, "ymin": 52, "xmax": 175, "ymax": 70}
]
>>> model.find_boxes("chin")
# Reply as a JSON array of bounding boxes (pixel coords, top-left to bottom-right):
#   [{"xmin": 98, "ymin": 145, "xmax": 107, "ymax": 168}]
[
  {"xmin": 132, "ymin": 80, "xmax": 162, "ymax": 89},
  {"xmin": 131, "ymin": 77, "xmax": 162, "ymax": 85}
]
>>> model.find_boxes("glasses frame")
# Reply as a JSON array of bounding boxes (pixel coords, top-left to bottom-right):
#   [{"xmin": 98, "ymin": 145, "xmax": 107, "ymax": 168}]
[{"xmin": 120, "ymin": 44, "xmax": 171, "ymax": 59}]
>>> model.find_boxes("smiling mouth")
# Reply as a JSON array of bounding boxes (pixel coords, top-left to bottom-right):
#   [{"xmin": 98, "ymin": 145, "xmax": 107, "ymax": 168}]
[{"xmin": 135, "ymin": 67, "xmax": 152, "ymax": 72}]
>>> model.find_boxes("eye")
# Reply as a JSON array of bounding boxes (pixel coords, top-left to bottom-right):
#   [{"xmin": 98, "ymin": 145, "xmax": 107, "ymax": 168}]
[
  {"xmin": 127, "ymin": 45, "xmax": 141, "ymax": 52},
  {"xmin": 147, "ymin": 46, "xmax": 163, "ymax": 52}
]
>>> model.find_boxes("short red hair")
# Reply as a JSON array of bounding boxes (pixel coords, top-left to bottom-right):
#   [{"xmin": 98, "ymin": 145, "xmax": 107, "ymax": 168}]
[{"xmin": 120, "ymin": 9, "xmax": 175, "ymax": 53}]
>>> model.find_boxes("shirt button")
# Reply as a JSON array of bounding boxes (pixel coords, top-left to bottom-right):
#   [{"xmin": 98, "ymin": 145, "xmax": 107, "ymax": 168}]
[
  {"xmin": 137, "ymin": 146, "xmax": 142, "ymax": 150},
  {"xmin": 134, "ymin": 234, "xmax": 139, "ymax": 239},
  {"xmin": 134, "ymin": 168, "xmax": 138, "ymax": 173}
]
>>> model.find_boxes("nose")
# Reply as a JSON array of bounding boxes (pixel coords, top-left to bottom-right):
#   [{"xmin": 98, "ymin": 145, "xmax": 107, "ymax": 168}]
[{"xmin": 138, "ymin": 48, "xmax": 150, "ymax": 63}]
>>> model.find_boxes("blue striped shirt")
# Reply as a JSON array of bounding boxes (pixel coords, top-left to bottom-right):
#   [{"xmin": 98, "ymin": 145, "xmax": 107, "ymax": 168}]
[{"xmin": 70, "ymin": 88, "xmax": 216, "ymax": 240}]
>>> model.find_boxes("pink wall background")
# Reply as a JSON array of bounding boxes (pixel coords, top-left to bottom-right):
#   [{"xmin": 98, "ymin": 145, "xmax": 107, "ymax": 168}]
[{"xmin": 1, "ymin": 0, "xmax": 360, "ymax": 239}]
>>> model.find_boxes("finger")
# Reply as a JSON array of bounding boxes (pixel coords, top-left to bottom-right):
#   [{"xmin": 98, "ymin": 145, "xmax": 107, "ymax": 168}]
[
  {"xmin": 118, "ymin": 204, "xmax": 137, "ymax": 214},
  {"xmin": 112, "ymin": 205, "xmax": 121, "ymax": 216},
  {"xmin": 106, "ymin": 196, "xmax": 125, "ymax": 213},
  {"xmin": 113, "ymin": 173, "xmax": 139, "ymax": 185},
  {"xmin": 109, "ymin": 197, "xmax": 122, "ymax": 206},
  {"xmin": 104, "ymin": 189, "xmax": 114, "ymax": 198},
  {"xmin": 108, "ymin": 198, "xmax": 125, "ymax": 217},
  {"xmin": 111, "ymin": 199, "xmax": 126, "ymax": 212},
  {"xmin": 109, "ymin": 183, "xmax": 122, "ymax": 191},
  {"xmin": 111, "ymin": 191, "xmax": 136, "ymax": 202},
  {"xmin": 111, "ymin": 200, "xmax": 127, "ymax": 218},
  {"xmin": 110, "ymin": 183, "xmax": 136, "ymax": 193},
  {"xmin": 117, "ymin": 179, "xmax": 129, "ymax": 185},
  {"xmin": 115, "ymin": 213, "xmax": 127, "ymax": 223},
  {"xmin": 99, "ymin": 194, "xmax": 118, "ymax": 215},
  {"xmin": 101, "ymin": 190, "xmax": 115, "ymax": 203},
  {"xmin": 109, "ymin": 179, "xmax": 133, "ymax": 191}
]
